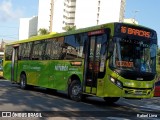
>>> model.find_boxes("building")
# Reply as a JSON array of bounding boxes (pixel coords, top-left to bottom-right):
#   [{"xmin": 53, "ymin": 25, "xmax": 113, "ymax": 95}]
[
  {"xmin": 38, "ymin": 0, "xmax": 125, "ymax": 32},
  {"xmin": 38, "ymin": 0, "xmax": 76, "ymax": 33},
  {"xmin": 52, "ymin": 0, "xmax": 76, "ymax": 32},
  {"xmin": 75, "ymin": 0, "xmax": 125, "ymax": 29},
  {"xmin": 19, "ymin": 16, "xmax": 38, "ymax": 40},
  {"xmin": 0, "ymin": 40, "xmax": 5, "ymax": 52},
  {"xmin": 19, "ymin": 0, "xmax": 125, "ymax": 39},
  {"xmin": 37, "ymin": 0, "xmax": 52, "ymax": 32}
]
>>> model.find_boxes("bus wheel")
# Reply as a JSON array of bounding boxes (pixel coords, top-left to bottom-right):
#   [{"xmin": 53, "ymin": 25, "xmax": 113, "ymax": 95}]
[
  {"xmin": 20, "ymin": 74, "xmax": 27, "ymax": 89},
  {"xmin": 103, "ymin": 97, "xmax": 120, "ymax": 104},
  {"xmin": 69, "ymin": 80, "xmax": 82, "ymax": 102}
]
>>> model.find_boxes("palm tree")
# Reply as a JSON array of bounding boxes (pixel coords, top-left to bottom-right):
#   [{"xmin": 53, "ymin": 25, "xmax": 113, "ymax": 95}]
[
  {"xmin": 64, "ymin": 25, "xmax": 76, "ymax": 32},
  {"xmin": 38, "ymin": 28, "xmax": 49, "ymax": 35}
]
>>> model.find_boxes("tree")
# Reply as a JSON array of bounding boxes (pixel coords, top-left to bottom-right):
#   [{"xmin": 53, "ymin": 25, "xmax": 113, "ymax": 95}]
[
  {"xmin": 38, "ymin": 28, "xmax": 49, "ymax": 35},
  {"xmin": 64, "ymin": 25, "xmax": 76, "ymax": 32},
  {"xmin": 157, "ymin": 48, "xmax": 160, "ymax": 56}
]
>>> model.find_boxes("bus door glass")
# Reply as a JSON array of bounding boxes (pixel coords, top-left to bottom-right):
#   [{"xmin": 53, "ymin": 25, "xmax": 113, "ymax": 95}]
[
  {"xmin": 85, "ymin": 35, "xmax": 103, "ymax": 93},
  {"xmin": 11, "ymin": 46, "xmax": 19, "ymax": 82}
]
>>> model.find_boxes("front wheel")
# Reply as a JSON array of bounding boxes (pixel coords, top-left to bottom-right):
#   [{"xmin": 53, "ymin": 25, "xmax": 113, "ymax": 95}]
[
  {"xmin": 68, "ymin": 80, "xmax": 82, "ymax": 102},
  {"xmin": 20, "ymin": 74, "xmax": 27, "ymax": 89},
  {"xmin": 104, "ymin": 97, "xmax": 120, "ymax": 104}
]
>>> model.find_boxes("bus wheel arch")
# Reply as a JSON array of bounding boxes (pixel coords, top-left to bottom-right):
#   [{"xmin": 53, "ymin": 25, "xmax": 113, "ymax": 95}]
[
  {"xmin": 20, "ymin": 72, "xmax": 27, "ymax": 89},
  {"xmin": 67, "ymin": 74, "xmax": 81, "ymax": 86},
  {"xmin": 68, "ymin": 75, "xmax": 82, "ymax": 102}
]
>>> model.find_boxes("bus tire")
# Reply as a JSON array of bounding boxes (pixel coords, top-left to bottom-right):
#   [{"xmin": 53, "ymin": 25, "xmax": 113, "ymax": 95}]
[
  {"xmin": 68, "ymin": 80, "xmax": 82, "ymax": 102},
  {"xmin": 104, "ymin": 97, "xmax": 120, "ymax": 104},
  {"xmin": 20, "ymin": 74, "xmax": 27, "ymax": 89}
]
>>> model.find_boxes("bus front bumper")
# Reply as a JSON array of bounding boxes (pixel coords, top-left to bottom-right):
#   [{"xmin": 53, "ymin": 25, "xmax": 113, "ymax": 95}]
[{"xmin": 122, "ymin": 87, "xmax": 154, "ymax": 99}]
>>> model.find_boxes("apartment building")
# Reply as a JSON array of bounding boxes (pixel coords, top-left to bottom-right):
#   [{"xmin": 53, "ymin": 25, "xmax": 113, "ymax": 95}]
[
  {"xmin": 19, "ymin": 0, "xmax": 125, "ymax": 39},
  {"xmin": 75, "ymin": 0, "xmax": 125, "ymax": 29},
  {"xmin": 51, "ymin": 0, "xmax": 76, "ymax": 32},
  {"xmin": 37, "ymin": 0, "xmax": 52, "ymax": 32},
  {"xmin": 19, "ymin": 16, "xmax": 38, "ymax": 40},
  {"xmin": 38, "ymin": 0, "xmax": 125, "ymax": 32}
]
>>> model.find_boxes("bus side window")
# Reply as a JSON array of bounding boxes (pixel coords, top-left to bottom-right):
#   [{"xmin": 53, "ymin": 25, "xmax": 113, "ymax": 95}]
[
  {"xmin": 32, "ymin": 41, "xmax": 42, "ymax": 60},
  {"xmin": 44, "ymin": 37, "xmax": 64, "ymax": 60},
  {"xmin": 64, "ymin": 34, "xmax": 85, "ymax": 59},
  {"xmin": 19, "ymin": 42, "xmax": 32, "ymax": 60}
]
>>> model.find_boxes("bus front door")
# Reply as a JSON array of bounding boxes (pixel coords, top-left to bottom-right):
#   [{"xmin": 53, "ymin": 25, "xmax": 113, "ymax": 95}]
[
  {"xmin": 11, "ymin": 46, "xmax": 19, "ymax": 83},
  {"xmin": 84, "ymin": 36, "xmax": 102, "ymax": 94}
]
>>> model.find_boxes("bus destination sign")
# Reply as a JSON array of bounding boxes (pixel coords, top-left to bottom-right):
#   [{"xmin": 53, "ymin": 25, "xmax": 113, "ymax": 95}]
[
  {"xmin": 88, "ymin": 29, "xmax": 104, "ymax": 36},
  {"xmin": 120, "ymin": 26, "xmax": 151, "ymax": 38}
]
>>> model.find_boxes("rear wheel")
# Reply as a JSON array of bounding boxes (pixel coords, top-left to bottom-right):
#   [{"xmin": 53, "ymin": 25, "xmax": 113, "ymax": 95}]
[
  {"xmin": 20, "ymin": 74, "xmax": 27, "ymax": 89},
  {"xmin": 104, "ymin": 97, "xmax": 120, "ymax": 104},
  {"xmin": 68, "ymin": 80, "xmax": 82, "ymax": 102}
]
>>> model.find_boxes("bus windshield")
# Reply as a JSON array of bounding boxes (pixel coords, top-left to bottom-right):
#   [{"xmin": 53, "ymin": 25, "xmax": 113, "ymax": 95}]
[{"xmin": 109, "ymin": 37, "xmax": 157, "ymax": 73}]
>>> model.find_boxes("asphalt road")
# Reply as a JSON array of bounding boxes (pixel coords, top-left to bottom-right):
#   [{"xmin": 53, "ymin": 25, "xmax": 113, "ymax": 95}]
[{"xmin": 0, "ymin": 79, "xmax": 160, "ymax": 120}]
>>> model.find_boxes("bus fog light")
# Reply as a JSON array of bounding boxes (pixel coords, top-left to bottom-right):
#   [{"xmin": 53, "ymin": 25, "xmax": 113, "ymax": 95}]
[
  {"xmin": 110, "ymin": 77, "xmax": 115, "ymax": 83},
  {"xmin": 110, "ymin": 76, "xmax": 123, "ymax": 89}
]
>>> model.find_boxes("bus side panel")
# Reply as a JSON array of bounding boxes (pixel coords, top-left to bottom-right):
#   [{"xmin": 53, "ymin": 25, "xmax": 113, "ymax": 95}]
[
  {"xmin": 33, "ymin": 60, "xmax": 68, "ymax": 90},
  {"xmin": 96, "ymin": 79, "xmax": 105, "ymax": 96},
  {"xmin": 37, "ymin": 60, "xmax": 54, "ymax": 88},
  {"xmin": 53, "ymin": 60, "xmax": 84, "ymax": 91},
  {"xmin": 52, "ymin": 61, "xmax": 68, "ymax": 90},
  {"xmin": 16, "ymin": 60, "xmax": 52, "ymax": 88},
  {"xmin": 3, "ymin": 61, "xmax": 12, "ymax": 80},
  {"xmin": 17, "ymin": 61, "xmax": 38, "ymax": 85},
  {"xmin": 17, "ymin": 60, "xmax": 84, "ymax": 92}
]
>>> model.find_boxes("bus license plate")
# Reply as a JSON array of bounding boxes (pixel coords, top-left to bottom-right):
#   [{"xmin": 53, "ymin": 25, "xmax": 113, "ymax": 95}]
[{"xmin": 135, "ymin": 91, "xmax": 143, "ymax": 95}]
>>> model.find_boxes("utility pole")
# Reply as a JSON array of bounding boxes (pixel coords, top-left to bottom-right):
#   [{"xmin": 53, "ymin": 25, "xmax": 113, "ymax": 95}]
[{"xmin": 49, "ymin": 0, "xmax": 54, "ymax": 32}]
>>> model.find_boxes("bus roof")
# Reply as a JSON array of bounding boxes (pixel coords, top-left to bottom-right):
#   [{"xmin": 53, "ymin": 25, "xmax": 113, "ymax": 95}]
[{"xmin": 6, "ymin": 22, "xmax": 156, "ymax": 45}]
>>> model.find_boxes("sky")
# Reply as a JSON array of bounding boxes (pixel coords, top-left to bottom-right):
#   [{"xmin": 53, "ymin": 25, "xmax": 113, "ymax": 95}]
[
  {"xmin": 0, "ymin": 0, "xmax": 39, "ymax": 42},
  {"xmin": 0, "ymin": 0, "xmax": 160, "ymax": 45}
]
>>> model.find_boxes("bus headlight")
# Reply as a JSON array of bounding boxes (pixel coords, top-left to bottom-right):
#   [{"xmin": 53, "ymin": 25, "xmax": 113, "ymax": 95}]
[{"xmin": 110, "ymin": 76, "xmax": 123, "ymax": 89}]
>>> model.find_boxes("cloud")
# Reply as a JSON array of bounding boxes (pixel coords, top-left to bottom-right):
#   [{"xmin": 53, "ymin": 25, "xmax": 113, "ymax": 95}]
[{"xmin": 0, "ymin": 0, "xmax": 23, "ymax": 22}]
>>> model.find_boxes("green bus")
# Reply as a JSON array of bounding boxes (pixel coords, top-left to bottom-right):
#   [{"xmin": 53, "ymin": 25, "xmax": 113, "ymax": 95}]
[
  {"xmin": 0, "ymin": 52, "xmax": 4, "ymax": 78},
  {"xmin": 3, "ymin": 22, "xmax": 157, "ymax": 103}
]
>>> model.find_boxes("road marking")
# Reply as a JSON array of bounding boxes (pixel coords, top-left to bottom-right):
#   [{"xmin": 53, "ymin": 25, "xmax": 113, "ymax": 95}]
[{"xmin": 107, "ymin": 117, "xmax": 130, "ymax": 120}]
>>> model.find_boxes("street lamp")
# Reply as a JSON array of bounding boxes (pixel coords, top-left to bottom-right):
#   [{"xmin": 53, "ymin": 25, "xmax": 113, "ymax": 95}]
[{"xmin": 132, "ymin": 10, "xmax": 140, "ymax": 24}]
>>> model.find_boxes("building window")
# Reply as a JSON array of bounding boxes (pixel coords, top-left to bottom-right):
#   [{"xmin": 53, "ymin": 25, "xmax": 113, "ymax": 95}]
[
  {"xmin": 98, "ymin": 7, "xmax": 100, "ymax": 12},
  {"xmin": 98, "ymin": 0, "xmax": 100, "ymax": 6}
]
